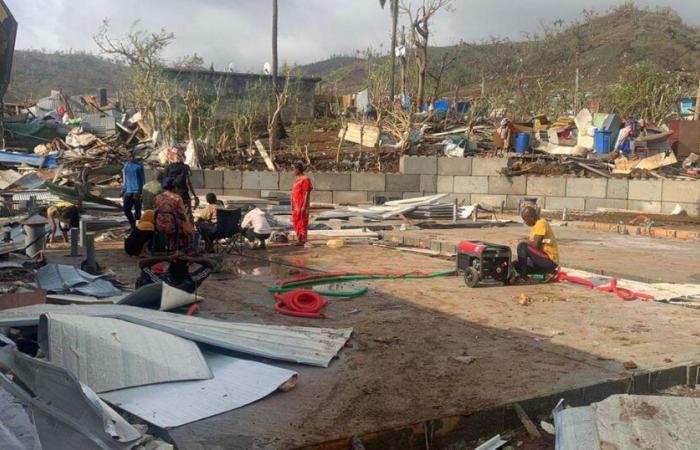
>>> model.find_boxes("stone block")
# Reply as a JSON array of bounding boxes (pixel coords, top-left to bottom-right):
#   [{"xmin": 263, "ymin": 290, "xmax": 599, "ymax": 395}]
[
  {"xmin": 420, "ymin": 175, "xmax": 437, "ymax": 193},
  {"xmin": 438, "ymin": 157, "xmax": 472, "ymax": 176},
  {"xmin": 662, "ymin": 180, "xmax": 700, "ymax": 203},
  {"xmin": 333, "ymin": 191, "xmax": 369, "ymax": 204},
  {"xmin": 566, "ymin": 178, "xmax": 607, "ymax": 198},
  {"xmin": 526, "ymin": 177, "xmax": 566, "ymax": 197},
  {"xmin": 545, "ymin": 196, "xmax": 585, "ymax": 210},
  {"xmin": 223, "ymin": 171, "xmax": 242, "ymax": 189},
  {"xmin": 403, "ymin": 192, "xmax": 423, "ymax": 199},
  {"xmin": 628, "ymin": 179, "xmax": 662, "ymax": 201},
  {"xmin": 437, "ymin": 176, "xmax": 454, "ymax": 193},
  {"xmin": 190, "ymin": 170, "xmax": 204, "ymax": 189},
  {"xmin": 278, "ymin": 172, "xmax": 297, "ymax": 190},
  {"xmin": 222, "ymin": 189, "xmax": 261, "ymax": 198},
  {"xmin": 399, "ymin": 156, "xmax": 437, "ymax": 175},
  {"xmin": 607, "ymin": 178, "xmax": 628, "ymax": 199},
  {"xmin": 386, "ymin": 174, "xmax": 421, "ymax": 192},
  {"xmin": 470, "ymin": 194, "xmax": 507, "ymax": 208},
  {"xmin": 313, "ymin": 172, "xmax": 351, "ymax": 191},
  {"xmin": 242, "ymin": 171, "xmax": 279, "ymax": 190},
  {"xmin": 627, "ymin": 200, "xmax": 662, "ymax": 213},
  {"xmin": 661, "ymin": 202, "xmax": 700, "ymax": 216},
  {"xmin": 453, "ymin": 176, "xmax": 488, "ymax": 194},
  {"xmin": 488, "ymin": 176, "xmax": 527, "ymax": 195},
  {"xmin": 203, "ymin": 170, "xmax": 224, "ymax": 190},
  {"xmin": 311, "ymin": 190, "xmax": 333, "ymax": 204},
  {"xmin": 351, "ymin": 173, "xmax": 386, "ymax": 191},
  {"xmin": 584, "ymin": 198, "xmax": 629, "ymax": 211},
  {"xmin": 471, "ymin": 157, "xmax": 509, "ymax": 176}
]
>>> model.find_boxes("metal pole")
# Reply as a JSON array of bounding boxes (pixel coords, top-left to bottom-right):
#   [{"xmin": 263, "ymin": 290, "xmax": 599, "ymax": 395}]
[
  {"xmin": 452, "ymin": 199, "xmax": 457, "ymax": 223},
  {"xmin": 70, "ymin": 228, "xmax": 80, "ymax": 257},
  {"xmin": 472, "ymin": 206, "xmax": 478, "ymax": 223},
  {"xmin": 562, "ymin": 207, "xmax": 568, "ymax": 222},
  {"xmin": 84, "ymin": 232, "xmax": 97, "ymax": 274}
]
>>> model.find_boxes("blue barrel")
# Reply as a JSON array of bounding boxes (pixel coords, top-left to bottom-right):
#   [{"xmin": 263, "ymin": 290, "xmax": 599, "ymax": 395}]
[
  {"xmin": 594, "ymin": 130, "xmax": 612, "ymax": 153},
  {"xmin": 515, "ymin": 133, "xmax": 530, "ymax": 153}
]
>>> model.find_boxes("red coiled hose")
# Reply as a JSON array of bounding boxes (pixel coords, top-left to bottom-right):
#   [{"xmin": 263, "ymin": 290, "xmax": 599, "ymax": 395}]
[
  {"xmin": 556, "ymin": 271, "xmax": 655, "ymax": 302},
  {"xmin": 274, "ymin": 289, "xmax": 328, "ymax": 319}
]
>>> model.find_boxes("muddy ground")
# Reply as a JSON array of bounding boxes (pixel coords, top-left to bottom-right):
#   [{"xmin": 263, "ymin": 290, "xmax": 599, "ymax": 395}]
[{"xmin": 44, "ymin": 221, "xmax": 700, "ymax": 450}]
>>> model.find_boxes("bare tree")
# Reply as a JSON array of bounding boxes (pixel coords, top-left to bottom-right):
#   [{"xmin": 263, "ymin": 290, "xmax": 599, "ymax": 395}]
[
  {"xmin": 428, "ymin": 51, "xmax": 458, "ymax": 101},
  {"xmin": 402, "ymin": 0, "xmax": 452, "ymax": 108},
  {"xmin": 379, "ymin": 0, "xmax": 400, "ymax": 102}
]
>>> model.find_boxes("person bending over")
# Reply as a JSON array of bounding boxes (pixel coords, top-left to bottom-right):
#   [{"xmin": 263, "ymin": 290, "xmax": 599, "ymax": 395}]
[
  {"xmin": 47, "ymin": 201, "xmax": 80, "ymax": 244},
  {"xmin": 241, "ymin": 207, "xmax": 272, "ymax": 249},
  {"xmin": 516, "ymin": 205, "xmax": 559, "ymax": 280}
]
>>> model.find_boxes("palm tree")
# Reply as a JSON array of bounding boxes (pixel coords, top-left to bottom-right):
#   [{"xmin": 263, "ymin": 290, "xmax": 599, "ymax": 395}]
[{"xmin": 379, "ymin": 0, "xmax": 399, "ymax": 102}]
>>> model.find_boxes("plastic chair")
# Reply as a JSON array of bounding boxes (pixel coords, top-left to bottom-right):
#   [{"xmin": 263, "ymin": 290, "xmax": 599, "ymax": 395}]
[{"xmin": 209, "ymin": 208, "xmax": 242, "ymax": 255}]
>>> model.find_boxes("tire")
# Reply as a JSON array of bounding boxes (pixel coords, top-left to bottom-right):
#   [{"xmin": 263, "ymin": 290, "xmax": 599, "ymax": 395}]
[{"xmin": 463, "ymin": 267, "xmax": 480, "ymax": 288}]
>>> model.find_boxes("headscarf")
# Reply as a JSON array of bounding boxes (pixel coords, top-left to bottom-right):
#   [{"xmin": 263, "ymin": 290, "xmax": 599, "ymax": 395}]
[
  {"xmin": 137, "ymin": 209, "xmax": 155, "ymax": 231},
  {"xmin": 161, "ymin": 176, "xmax": 176, "ymax": 191},
  {"xmin": 168, "ymin": 145, "xmax": 184, "ymax": 163}
]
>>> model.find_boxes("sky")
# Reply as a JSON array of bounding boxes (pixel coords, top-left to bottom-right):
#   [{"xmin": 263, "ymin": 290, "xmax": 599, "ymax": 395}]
[{"xmin": 5, "ymin": 0, "xmax": 700, "ymax": 72}]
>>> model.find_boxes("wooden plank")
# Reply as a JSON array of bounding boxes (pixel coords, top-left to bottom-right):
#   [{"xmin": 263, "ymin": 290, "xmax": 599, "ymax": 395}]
[
  {"xmin": 254, "ymin": 139, "xmax": 277, "ymax": 171},
  {"xmin": 513, "ymin": 403, "xmax": 541, "ymax": 439},
  {"xmin": 635, "ymin": 151, "xmax": 677, "ymax": 171},
  {"xmin": 339, "ymin": 122, "xmax": 380, "ymax": 147}
]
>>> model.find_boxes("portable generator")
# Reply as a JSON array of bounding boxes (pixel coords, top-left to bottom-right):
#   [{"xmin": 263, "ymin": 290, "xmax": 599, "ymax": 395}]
[{"xmin": 457, "ymin": 241, "xmax": 513, "ymax": 288}]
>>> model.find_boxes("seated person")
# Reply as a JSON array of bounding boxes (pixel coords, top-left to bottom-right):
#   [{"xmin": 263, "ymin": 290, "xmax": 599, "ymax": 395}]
[
  {"xmin": 516, "ymin": 205, "xmax": 559, "ymax": 280},
  {"xmin": 47, "ymin": 201, "xmax": 80, "ymax": 243},
  {"xmin": 136, "ymin": 253, "xmax": 215, "ymax": 294},
  {"xmin": 195, "ymin": 192, "xmax": 220, "ymax": 236},
  {"xmin": 153, "ymin": 177, "xmax": 194, "ymax": 251},
  {"xmin": 241, "ymin": 207, "xmax": 272, "ymax": 249},
  {"xmin": 124, "ymin": 209, "xmax": 154, "ymax": 256}
]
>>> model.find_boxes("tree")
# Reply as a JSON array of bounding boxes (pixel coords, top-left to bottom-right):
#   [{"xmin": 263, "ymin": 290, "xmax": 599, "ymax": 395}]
[
  {"xmin": 379, "ymin": 0, "xmax": 399, "ymax": 103},
  {"xmin": 402, "ymin": 0, "xmax": 453, "ymax": 108},
  {"xmin": 270, "ymin": 0, "xmax": 280, "ymax": 155}
]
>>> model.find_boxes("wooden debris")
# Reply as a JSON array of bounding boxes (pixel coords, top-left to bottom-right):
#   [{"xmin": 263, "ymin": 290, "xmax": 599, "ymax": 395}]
[
  {"xmin": 254, "ymin": 139, "xmax": 276, "ymax": 171},
  {"xmin": 338, "ymin": 122, "xmax": 380, "ymax": 148},
  {"xmin": 513, "ymin": 402, "xmax": 541, "ymax": 438}
]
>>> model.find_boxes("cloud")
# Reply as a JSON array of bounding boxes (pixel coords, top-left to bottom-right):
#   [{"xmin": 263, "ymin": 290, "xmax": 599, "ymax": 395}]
[{"xmin": 5, "ymin": 0, "xmax": 700, "ymax": 71}]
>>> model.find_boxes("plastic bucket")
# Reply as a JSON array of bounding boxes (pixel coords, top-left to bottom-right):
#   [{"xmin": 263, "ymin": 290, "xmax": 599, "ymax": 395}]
[
  {"xmin": 594, "ymin": 130, "xmax": 612, "ymax": 153},
  {"xmin": 515, "ymin": 133, "xmax": 530, "ymax": 154}
]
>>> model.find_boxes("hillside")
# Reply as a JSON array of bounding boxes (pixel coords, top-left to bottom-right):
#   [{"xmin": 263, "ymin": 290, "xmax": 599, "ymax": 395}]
[
  {"xmin": 301, "ymin": 5, "xmax": 700, "ymax": 96},
  {"xmin": 6, "ymin": 50, "xmax": 128, "ymax": 102}
]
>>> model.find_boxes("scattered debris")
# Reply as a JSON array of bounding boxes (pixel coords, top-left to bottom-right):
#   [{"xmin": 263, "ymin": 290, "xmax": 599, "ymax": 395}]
[{"xmin": 519, "ymin": 293, "xmax": 531, "ymax": 306}]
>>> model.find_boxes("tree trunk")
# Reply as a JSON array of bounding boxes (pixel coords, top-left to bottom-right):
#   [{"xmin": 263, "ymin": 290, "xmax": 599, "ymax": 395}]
[
  {"xmin": 399, "ymin": 26, "xmax": 407, "ymax": 97},
  {"xmin": 389, "ymin": 0, "xmax": 398, "ymax": 103},
  {"xmin": 270, "ymin": 0, "xmax": 280, "ymax": 156},
  {"xmin": 417, "ymin": 51, "xmax": 427, "ymax": 108}
]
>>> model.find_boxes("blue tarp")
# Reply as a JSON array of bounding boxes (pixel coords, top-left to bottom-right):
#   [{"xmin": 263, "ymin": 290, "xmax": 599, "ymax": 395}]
[{"xmin": 0, "ymin": 151, "xmax": 58, "ymax": 168}]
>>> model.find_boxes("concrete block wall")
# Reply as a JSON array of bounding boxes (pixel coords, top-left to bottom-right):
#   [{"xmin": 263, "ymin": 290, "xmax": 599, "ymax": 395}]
[{"xmin": 164, "ymin": 156, "xmax": 700, "ymax": 216}]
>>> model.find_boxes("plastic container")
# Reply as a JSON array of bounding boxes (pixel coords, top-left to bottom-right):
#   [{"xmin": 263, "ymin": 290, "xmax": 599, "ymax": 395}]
[
  {"xmin": 434, "ymin": 99, "xmax": 449, "ymax": 113},
  {"xmin": 515, "ymin": 133, "xmax": 530, "ymax": 154},
  {"xmin": 594, "ymin": 130, "xmax": 612, "ymax": 153}
]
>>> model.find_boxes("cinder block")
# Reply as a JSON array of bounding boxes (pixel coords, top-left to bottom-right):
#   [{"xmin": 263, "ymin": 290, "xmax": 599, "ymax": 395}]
[
  {"xmin": 585, "ymin": 198, "xmax": 629, "ymax": 211},
  {"xmin": 223, "ymin": 171, "xmax": 242, "ymax": 189},
  {"xmin": 190, "ymin": 170, "xmax": 204, "ymax": 189},
  {"xmin": 311, "ymin": 190, "xmax": 333, "ymax": 204},
  {"xmin": 403, "ymin": 192, "xmax": 423, "ymax": 199},
  {"xmin": 242, "ymin": 171, "xmax": 279, "ymax": 190},
  {"xmin": 437, "ymin": 176, "xmax": 454, "ymax": 193},
  {"xmin": 453, "ymin": 176, "xmax": 488, "ymax": 194},
  {"xmin": 566, "ymin": 178, "xmax": 607, "ymax": 198},
  {"xmin": 629, "ymin": 179, "xmax": 663, "ymax": 201},
  {"xmin": 527, "ymin": 177, "xmax": 566, "ymax": 197},
  {"xmin": 333, "ymin": 191, "xmax": 369, "ymax": 204},
  {"xmin": 386, "ymin": 174, "xmax": 421, "ymax": 192},
  {"xmin": 222, "ymin": 189, "xmax": 261, "ymax": 198},
  {"xmin": 471, "ymin": 157, "xmax": 509, "ymax": 176},
  {"xmin": 628, "ymin": 200, "xmax": 662, "ymax": 213},
  {"xmin": 278, "ymin": 172, "xmax": 297, "ymax": 190},
  {"xmin": 488, "ymin": 176, "xmax": 527, "ymax": 195},
  {"xmin": 399, "ymin": 156, "xmax": 437, "ymax": 175},
  {"xmin": 313, "ymin": 172, "xmax": 351, "ymax": 191},
  {"xmin": 204, "ymin": 170, "xmax": 224, "ymax": 190},
  {"xmin": 351, "ymin": 172, "xmax": 386, "ymax": 191},
  {"xmin": 607, "ymin": 178, "xmax": 628, "ymax": 199},
  {"xmin": 420, "ymin": 175, "xmax": 437, "ymax": 193},
  {"xmin": 661, "ymin": 202, "xmax": 700, "ymax": 216},
  {"xmin": 438, "ymin": 157, "xmax": 472, "ymax": 176},
  {"xmin": 662, "ymin": 180, "xmax": 700, "ymax": 203},
  {"xmin": 471, "ymin": 194, "xmax": 507, "ymax": 208},
  {"xmin": 545, "ymin": 196, "xmax": 585, "ymax": 210}
]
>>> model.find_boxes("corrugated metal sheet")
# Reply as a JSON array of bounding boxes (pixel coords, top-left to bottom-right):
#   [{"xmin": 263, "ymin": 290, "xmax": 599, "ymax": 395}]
[
  {"xmin": 0, "ymin": 304, "xmax": 353, "ymax": 367},
  {"xmin": 36, "ymin": 264, "xmax": 123, "ymax": 298},
  {"xmin": 101, "ymin": 351, "xmax": 297, "ymax": 428},
  {"xmin": 0, "ymin": 386, "xmax": 41, "ymax": 450},
  {"xmin": 38, "ymin": 313, "xmax": 212, "ymax": 393},
  {"xmin": 78, "ymin": 113, "xmax": 116, "ymax": 136}
]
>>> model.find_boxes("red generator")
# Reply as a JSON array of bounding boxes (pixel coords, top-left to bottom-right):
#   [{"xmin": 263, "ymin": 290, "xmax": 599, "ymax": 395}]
[{"xmin": 457, "ymin": 241, "xmax": 512, "ymax": 288}]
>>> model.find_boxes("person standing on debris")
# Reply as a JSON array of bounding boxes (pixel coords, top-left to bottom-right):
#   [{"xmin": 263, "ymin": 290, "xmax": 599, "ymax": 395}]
[
  {"xmin": 515, "ymin": 205, "xmax": 559, "ymax": 281},
  {"xmin": 241, "ymin": 206, "xmax": 272, "ymax": 249},
  {"xmin": 497, "ymin": 118, "xmax": 515, "ymax": 152},
  {"xmin": 165, "ymin": 146, "xmax": 199, "ymax": 220},
  {"xmin": 122, "ymin": 149, "xmax": 145, "ymax": 229},
  {"xmin": 47, "ymin": 200, "xmax": 80, "ymax": 244},
  {"xmin": 291, "ymin": 161, "xmax": 313, "ymax": 246},
  {"xmin": 153, "ymin": 177, "xmax": 194, "ymax": 251}
]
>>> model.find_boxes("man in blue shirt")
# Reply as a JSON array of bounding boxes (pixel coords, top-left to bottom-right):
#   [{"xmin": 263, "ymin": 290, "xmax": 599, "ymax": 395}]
[{"xmin": 122, "ymin": 149, "xmax": 145, "ymax": 229}]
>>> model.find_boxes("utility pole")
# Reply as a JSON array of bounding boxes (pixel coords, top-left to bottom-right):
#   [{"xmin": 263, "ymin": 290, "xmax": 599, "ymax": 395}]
[{"xmin": 270, "ymin": 0, "xmax": 280, "ymax": 155}]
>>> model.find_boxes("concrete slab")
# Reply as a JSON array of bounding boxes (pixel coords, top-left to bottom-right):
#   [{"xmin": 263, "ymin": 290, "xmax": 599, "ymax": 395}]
[
  {"xmin": 662, "ymin": 180, "xmax": 700, "ymax": 204},
  {"xmin": 567, "ymin": 178, "xmax": 607, "ymax": 198},
  {"xmin": 453, "ymin": 176, "xmax": 488, "ymax": 194},
  {"xmin": 223, "ymin": 171, "xmax": 242, "ymax": 190},
  {"xmin": 351, "ymin": 173, "xmax": 386, "ymax": 192},
  {"xmin": 527, "ymin": 177, "xmax": 567, "ymax": 197},
  {"xmin": 438, "ymin": 157, "xmax": 472, "ymax": 176},
  {"xmin": 313, "ymin": 173, "xmax": 351, "ymax": 191},
  {"xmin": 420, "ymin": 175, "xmax": 437, "ymax": 193},
  {"xmin": 204, "ymin": 170, "xmax": 224, "ymax": 190},
  {"xmin": 471, "ymin": 157, "xmax": 508, "ymax": 176},
  {"xmin": 629, "ymin": 179, "xmax": 663, "ymax": 201},
  {"xmin": 607, "ymin": 178, "xmax": 629, "ymax": 199},
  {"xmin": 386, "ymin": 174, "xmax": 421, "ymax": 192},
  {"xmin": 242, "ymin": 171, "xmax": 279, "ymax": 190},
  {"xmin": 437, "ymin": 176, "xmax": 454, "ymax": 193},
  {"xmin": 488, "ymin": 176, "xmax": 527, "ymax": 195},
  {"xmin": 400, "ymin": 156, "xmax": 437, "ymax": 175}
]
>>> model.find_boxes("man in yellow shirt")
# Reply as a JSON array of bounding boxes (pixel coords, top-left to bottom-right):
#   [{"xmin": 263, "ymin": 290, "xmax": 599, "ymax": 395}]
[{"xmin": 516, "ymin": 205, "xmax": 559, "ymax": 280}]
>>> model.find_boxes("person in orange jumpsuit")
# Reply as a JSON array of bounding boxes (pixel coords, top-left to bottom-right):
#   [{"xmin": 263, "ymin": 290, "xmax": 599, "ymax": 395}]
[{"xmin": 291, "ymin": 161, "xmax": 313, "ymax": 246}]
